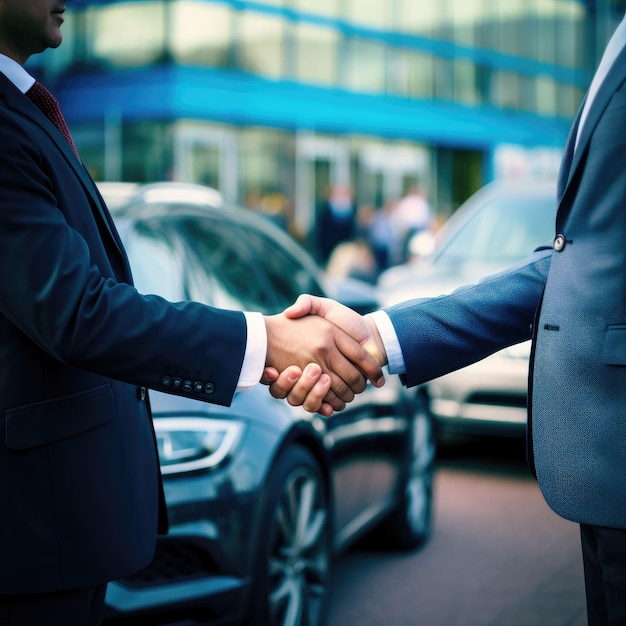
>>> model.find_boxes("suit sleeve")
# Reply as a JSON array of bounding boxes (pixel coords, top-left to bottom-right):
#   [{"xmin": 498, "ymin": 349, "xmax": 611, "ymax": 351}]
[
  {"xmin": 384, "ymin": 247, "xmax": 552, "ymax": 388},
  {"xmin": 0, "ymin": 106, "xmax": 248, "ymax": 406}
]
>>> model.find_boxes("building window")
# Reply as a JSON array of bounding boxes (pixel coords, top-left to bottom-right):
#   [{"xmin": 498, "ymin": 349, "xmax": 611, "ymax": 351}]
[
  {"xmin": 395, "ymin": 0, "xmax": 445, "ymax": 39},
  {"xmin": 171, "ymin": 1, "xmax": 232, "ymax": 67},
  {"xmin": 536, "ymin": 1, "xmax": 558, "ymax": 64},
  {"xmin": 85, "ymin": 1, "xmax": 167, "ymax": 67},
  {"xmin": 434, "ymin": 57, "xmax": 455, "ymax": 101},
  {"xmin": 346, "ymin": 38, "xmax": 387, "ymax": 94},
  {"xmin": 454, "ymin": 58, "xmax": 479, "ymax": 106},
  {"xmin": 554, "ymin": 2, "xmax": 587, "ymax": 69},
  {"xmin": 496, "ymin": 0, "xmax": 528, "ymax": 56},
  {"xmin": 449, "ymin": 0, "xmax": 486, "ymax": 46},
  {"xmin": 123, "ymin": 121, "xmax": 173, "ymax": 182},
  {"xmin": 491, "ymin": 70, "xmax": 521, "ymax": 111},
  {"xmin": 239, "ymin": 128, "xmax": 295, "ymax": 230},
  {"xmin": 345, "ymin": 0, "xmax": 392, "ymax": 30},
  {"xmin": 536, "ymin": 74, "xmax": 558, "ymax": 116},
  {"xmin": 293, "ymin": 22, "xmax": 338, "ymax": 86},
  {"xmin": 293, "ymin": 0, "xmax": 341, "ymax": 19},
  {"xmin": 387, "ymin": 48, "xmax": 435, "ymax": 99},
  {"xmin": 237, "ymin": 10, "xmax": 285, "ymax": 78},
  {"xmin": 518, "ymin": 74, "xmax": 538, "ymax": 114}
]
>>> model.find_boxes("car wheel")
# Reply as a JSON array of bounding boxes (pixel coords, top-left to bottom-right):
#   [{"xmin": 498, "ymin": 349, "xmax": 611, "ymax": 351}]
[
  {"xmin": 380, "ymin": 393, "xmax": 436, "ymax": 550},
  {"xmin": 250, "ymin": 445, "xmax": 332, "ymax": 626}
]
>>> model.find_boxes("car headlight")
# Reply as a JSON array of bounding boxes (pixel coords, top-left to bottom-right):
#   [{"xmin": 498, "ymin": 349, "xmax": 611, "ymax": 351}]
[{"xmin": 154, "ymin": 417, "xmax": 243, "ymax": 475}]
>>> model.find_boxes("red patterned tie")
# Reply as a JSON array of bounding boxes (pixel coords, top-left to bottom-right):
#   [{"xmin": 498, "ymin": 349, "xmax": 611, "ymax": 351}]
[{"xmin": 26, "ymin": 80, "xmax": 80, "ymax": 158}]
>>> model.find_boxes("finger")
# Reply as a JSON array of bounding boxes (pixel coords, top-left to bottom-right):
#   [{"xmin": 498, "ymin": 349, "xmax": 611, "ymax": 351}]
[
  {"xmin": 285, "ymin": 363, "xmax": 324, "ymax": 407},
  {"xmin": 333, "ymin": 329, "xmax": 385, "ymax": 388},
  {"xmin": 322, "ymin": 387, "xmax": 347, "ymax": 413},
  {"xmin": 268, "ymin": 366, "xmax": 302, "ymax": 400},
  {"xmin": 300, "ymin": 369, "xmax": 333, "ymax": 413},
  {"xmin": 316, "ymin": 402, "xmax": 334, "ymax": 417},
  {"xmin": 325, "ymin": 374, "xmax": 353, "ymax": 406},
  {"xmin": 322, "ymin": 329, "xmax": 371, "ymax": 394},
  {"xmin": 260, "ymin": 366, "xmax": 280, "ymax": 386}
]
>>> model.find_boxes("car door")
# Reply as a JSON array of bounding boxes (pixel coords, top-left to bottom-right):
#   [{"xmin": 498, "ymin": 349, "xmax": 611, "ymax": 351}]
[
  {"xmin": 212, "ymin": 214, "xmax": 393, "ymax": 544},
  {"xmin": 172, "ymin": 208, "xmax": 403, "ymax": 547}
]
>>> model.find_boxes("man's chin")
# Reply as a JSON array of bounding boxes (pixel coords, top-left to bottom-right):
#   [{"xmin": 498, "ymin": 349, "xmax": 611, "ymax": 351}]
[{"xmin": 45, "ymin": 24, "xmax": 64, "ymax": 49}]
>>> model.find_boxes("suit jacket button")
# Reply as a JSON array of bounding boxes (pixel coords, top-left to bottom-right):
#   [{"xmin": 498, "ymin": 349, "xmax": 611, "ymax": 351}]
[
  {"xmin": 554, "ymin": 234, "xmax": 566, "ymax": 251},
  {"xmin": 183, "ymin": 380, "xmax": 193, "ymax": 392},
  {"xmin": 193, "ymin": 381, "xmax": 203, "ymax": 393},
  {"xmin": 205, "ymin": 383, "xmax": 215, "ymax": 395}
]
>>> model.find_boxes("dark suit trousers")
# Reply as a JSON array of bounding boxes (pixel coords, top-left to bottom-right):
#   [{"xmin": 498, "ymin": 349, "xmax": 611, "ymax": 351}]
[
  {"xmin": 581, "ymin": 524, "xmax": 626, "ymax": 625},
  {"xmin": 0, "ymin": 584, "xmax": 106, "ymax": 626}
]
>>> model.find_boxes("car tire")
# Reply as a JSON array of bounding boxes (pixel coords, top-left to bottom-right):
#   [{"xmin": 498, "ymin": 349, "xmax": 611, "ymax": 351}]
[
  {"xmin": 379, "ymin": 393, "xmax": 436, "ymax": 550},
  {"xmin": 249, "ymin": 445, "xmax": 332, "ymax": 626}
]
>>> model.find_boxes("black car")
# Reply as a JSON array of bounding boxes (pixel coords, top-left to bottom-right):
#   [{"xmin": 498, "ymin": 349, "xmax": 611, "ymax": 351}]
[{"xmin": 98, "ymin": 183, "xmax": 436, "ymax": 626}]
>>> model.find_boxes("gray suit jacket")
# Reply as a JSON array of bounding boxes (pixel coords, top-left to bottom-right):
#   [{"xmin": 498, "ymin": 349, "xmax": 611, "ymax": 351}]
[{"xmin": 385, "ymin": 45, "xmax": 626, "ymax": 529}]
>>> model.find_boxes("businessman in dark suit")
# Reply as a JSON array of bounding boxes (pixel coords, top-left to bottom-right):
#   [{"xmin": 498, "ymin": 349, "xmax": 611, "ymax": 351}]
[
  {"xmin": 274, "ymin": 12, "xmax": 626, "ymax": 624},
  {"xmin": 0, "ymin": 2, "xmax": 384, "ymax": 624}
]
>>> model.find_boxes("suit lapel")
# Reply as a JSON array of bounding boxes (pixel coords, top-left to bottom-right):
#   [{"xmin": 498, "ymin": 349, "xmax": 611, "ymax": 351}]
[
  {"xmin": 1, "ymin": 74, "xmax": 131, "ymax": 279},
  {"xmin": 557, "ymin": 100, "xmax": 584, "ymax": 204},
  {"xmin": 561, "ymin": 44, "xmax": 626, "ymax": 200}
]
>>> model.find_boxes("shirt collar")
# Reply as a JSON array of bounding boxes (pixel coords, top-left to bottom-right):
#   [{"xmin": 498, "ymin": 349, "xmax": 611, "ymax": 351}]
[{"xmin": 0, "ymin": 53, "xmax": 36, "ymax": 94}]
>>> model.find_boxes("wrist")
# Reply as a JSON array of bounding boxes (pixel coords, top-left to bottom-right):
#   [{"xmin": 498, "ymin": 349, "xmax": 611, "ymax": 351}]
[{"xmin": 364, "ymin": 315, "xmax": 388, "ymax": 367}]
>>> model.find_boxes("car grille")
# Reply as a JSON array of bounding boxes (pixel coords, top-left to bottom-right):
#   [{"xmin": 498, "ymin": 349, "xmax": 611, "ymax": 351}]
[
  {"xmin": 467, "ymin": 392, "xmax": 527, "ymax": 409},
  {"xmin": 121, "ymin": 538, "xmax": 220, "ymax": 588}
]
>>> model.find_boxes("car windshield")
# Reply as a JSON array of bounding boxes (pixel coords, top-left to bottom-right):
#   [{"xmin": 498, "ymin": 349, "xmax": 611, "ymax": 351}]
[
  {"xmin": 121, "ymin": 212, "xmax": 324, "ymax": 314},
  {"xmin": 435, "ymin": 193, "xmax": 556, "ymax": 264}
]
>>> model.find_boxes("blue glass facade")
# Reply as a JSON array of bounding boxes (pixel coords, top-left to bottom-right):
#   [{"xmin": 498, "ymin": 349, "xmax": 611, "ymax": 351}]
[{"xmin": 27, "ymin": 0, "xmax": 622, "ymax": 236}]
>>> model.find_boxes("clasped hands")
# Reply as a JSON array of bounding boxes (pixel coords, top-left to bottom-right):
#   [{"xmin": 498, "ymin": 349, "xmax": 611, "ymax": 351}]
[{"xmin": 263, "ymin": 295, "xmax": 388, "ymax": 416}]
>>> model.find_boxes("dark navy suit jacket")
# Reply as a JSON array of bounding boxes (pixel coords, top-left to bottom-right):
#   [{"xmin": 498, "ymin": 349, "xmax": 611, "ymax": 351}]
[
  {"xmin": 0, "ymin": 72, "xmax": 248, "ymax": 593},
  {"xmin": 385, "ymin": 46, "xmax": 626, "ymax": 530}
]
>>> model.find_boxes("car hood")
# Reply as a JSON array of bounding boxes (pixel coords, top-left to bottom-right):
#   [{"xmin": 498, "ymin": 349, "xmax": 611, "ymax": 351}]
[{"xmin": 378, "ymin": 259, "xmax": 509, "ymax": 307}]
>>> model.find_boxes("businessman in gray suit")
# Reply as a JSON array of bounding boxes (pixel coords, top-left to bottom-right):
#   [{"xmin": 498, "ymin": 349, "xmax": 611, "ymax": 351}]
[{"xmin": 271, "ymin": 11, "xmax": 626, "ymax": 625}]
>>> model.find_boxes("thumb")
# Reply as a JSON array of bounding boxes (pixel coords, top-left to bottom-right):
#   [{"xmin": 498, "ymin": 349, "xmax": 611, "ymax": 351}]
[{"xmin": 283, "ymin": 294, "xmax": 323, "ymax": 319}]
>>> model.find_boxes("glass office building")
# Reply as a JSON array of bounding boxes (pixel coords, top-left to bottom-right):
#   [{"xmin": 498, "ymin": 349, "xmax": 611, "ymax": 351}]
[{"xmin": 29, "ymin": 0, "xmax": 622, "ymax": 237}]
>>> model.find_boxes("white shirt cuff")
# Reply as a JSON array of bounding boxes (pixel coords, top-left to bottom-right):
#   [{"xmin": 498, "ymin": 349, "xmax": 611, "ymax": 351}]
[
  {"xmin": 367, "ymin": 310, "xmax": 406, "ymax": 375},
  {"xmin": 237, "ymin": 312, "xmax": 267, "ymax": 390}
]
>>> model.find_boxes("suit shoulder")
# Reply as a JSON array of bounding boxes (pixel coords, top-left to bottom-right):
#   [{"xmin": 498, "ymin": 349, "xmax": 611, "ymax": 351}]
[{"xmin": 0, "ymin": 99, "xmax": 46, "ymax": 161}]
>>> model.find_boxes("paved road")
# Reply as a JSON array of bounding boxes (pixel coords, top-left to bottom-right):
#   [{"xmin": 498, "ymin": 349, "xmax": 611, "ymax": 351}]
[{"xmin": 328, "ymin": 437, "xmax": 587, "ymax": 626}]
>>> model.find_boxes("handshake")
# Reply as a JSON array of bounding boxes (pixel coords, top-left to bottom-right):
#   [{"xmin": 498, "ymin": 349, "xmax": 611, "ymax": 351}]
[{"xmin": 262, "ymin": 294, "xmax": 388, "ymax": 416}]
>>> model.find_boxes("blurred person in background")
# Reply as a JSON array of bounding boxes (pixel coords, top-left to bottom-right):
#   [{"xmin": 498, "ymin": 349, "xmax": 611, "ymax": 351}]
[
  {"xmin": 390, "ymin": 184, "xmax": 433, "ymax": 265},
  {"xmin": 325, "ymin": 203, "xmax": 379, "ymax": 284},
  {"xmin": 315, "ymin": 184, "xmax": 356, "ymax": 263},
  {"xmin": 272, "ymin": 10, "xmax": 626, "ymax": 625},
  {"xmin": 368, "ymin": 198, "xmax": 396, "ymax": 273}
]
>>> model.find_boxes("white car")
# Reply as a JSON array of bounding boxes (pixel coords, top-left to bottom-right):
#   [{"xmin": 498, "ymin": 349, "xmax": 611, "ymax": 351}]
[{"xmin": 377, "ymin": 179, "xmax": 557, "ymax": 440}]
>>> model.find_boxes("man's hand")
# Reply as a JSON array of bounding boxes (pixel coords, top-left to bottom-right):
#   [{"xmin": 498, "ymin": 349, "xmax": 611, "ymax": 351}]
[
  {"xmin": 261, "ymin": 364, "xmax": 335, "ymax": 417},
  {"xmin": 263, "ymin": 309, "xmax": 385, "ymax": 414},
  {"xmin": 285, "ymin": 295, "xmax": 388, "ymax": 366},
  {"xmin": 263, "ymin": 296, "xmax": 388, "ymax": 415}
]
